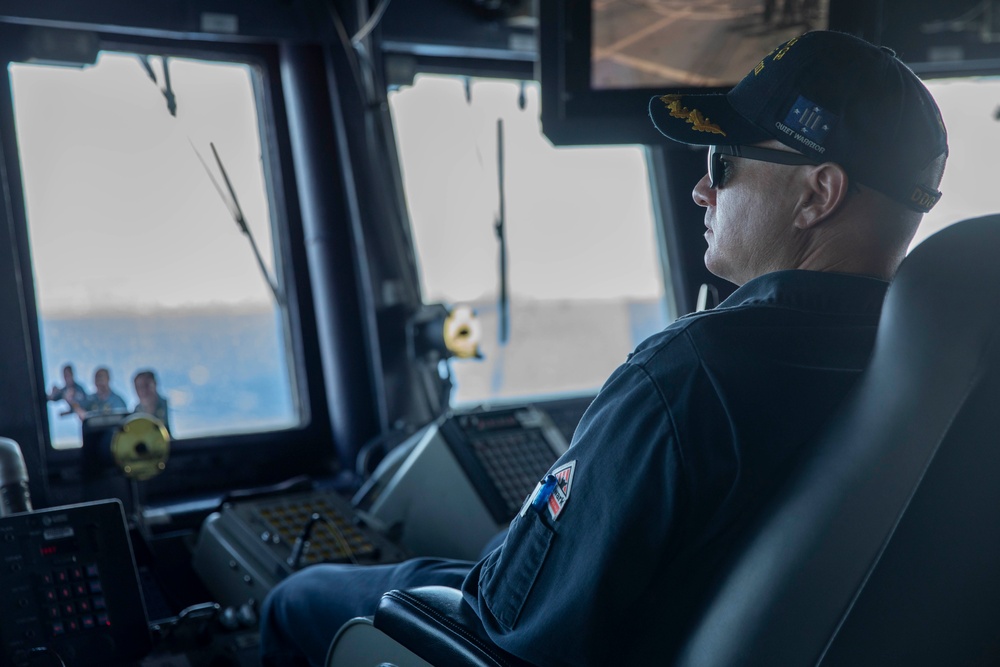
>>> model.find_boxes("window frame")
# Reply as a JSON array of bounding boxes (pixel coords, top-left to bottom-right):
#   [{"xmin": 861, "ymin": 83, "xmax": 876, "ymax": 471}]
[
  {"xmin": 0, "ymin": 24, "xmax": 336, "ymax": 505},
  {"xmin": 386, "ymin": 72, "xmax": 677, "ymax": 406}
]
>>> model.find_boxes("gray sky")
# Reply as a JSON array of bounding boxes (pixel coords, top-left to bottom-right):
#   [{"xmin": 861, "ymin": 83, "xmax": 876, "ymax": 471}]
[
  {"xmin": 911, "ymin": 77, "xmax": 1000, "ymax": 247},
  {"xmin": 11, "ymin": 53, "xmax": 276, "ymax": 316},
  {"xmin": 390, "ymin": 76, "xmax": 664, "ymax": 305}
]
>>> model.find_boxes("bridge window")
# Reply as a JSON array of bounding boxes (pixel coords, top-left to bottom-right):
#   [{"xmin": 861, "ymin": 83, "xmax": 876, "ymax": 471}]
[
  {"xmin": 389, "ymin": 75, "xmax": 670, "ymax": 405},
  {"xmin": 10, "ymin": 52, "xmax": 299, "ymax": 448},
  {"xmin": 913, "ymin": 76, "xmax": 1000, "ymax": 249}
]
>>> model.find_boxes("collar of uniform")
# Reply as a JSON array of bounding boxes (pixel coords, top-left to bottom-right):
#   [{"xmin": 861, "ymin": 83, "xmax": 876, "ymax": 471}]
[{"xmin": 716, "ymin": 270, "xmax": 889, "ymax": 315}]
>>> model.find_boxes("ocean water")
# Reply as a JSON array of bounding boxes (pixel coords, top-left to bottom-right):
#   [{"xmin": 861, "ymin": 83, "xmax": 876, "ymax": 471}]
[
  {"xmin": 40, "ymin": 299, "xmax": 670, "ymax": 447},
  {"xmin": 40, "ymin": 308, "xmax": 297, "ymax": 447}
]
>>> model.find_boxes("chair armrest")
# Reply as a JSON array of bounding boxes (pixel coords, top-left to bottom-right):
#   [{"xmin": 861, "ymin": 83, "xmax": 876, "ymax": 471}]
[{"xmin": 374, "ymin": 586, "xmax": 536, "ymax": 667}]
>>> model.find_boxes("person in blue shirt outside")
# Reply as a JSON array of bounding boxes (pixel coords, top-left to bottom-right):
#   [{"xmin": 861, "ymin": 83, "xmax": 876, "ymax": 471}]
[
  {"xmin": 46, "ymin": 363, "xmax": 87, "ymax": 418},
  {"xmin": 132, "ymin": 369, "xmax": 171, "ymax": 435},
  {"xmin": 71, "ymin": 367, "xmax": 128, "ymax": 419},
  {"xmin": 260, "ymin": 30, "xmax": 948, "ymax": 666}
]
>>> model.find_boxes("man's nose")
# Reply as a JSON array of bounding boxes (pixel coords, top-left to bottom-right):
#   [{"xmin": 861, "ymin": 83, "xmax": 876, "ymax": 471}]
[{"xmin": 692, "ymin": 173, "xmax": 714, "ymax": 208}]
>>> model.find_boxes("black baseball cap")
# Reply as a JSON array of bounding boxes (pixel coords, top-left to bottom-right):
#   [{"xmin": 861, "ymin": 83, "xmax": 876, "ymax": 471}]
[{"xmin": 649, "ymin": 30, "xmax": 948, "ymax": 213}]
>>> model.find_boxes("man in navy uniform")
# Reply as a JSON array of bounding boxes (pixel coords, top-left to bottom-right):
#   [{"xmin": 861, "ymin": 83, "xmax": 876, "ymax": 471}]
[
  {"xmin": 71, "ymin": 367, "xmax": 127, "ymax": 419},
  {"xmin": 46, "ymin": 363, "xmax": 87, "ymax": 417},
  {"xmin": 261, "ymin": 30, "xmax": 948, "ymax": 666}
]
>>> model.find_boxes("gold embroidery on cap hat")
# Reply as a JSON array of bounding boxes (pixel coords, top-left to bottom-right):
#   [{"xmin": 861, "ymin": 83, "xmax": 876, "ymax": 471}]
[
  {"xmin": 755, "ymin": 35, "xmax": 799, "ymax": 75},
  {"xmin": 773, "ymin": 36, "xmax": 799, "ymax": 61},
  {"xmin": 660, "ymin": 95, "xmax": 726, "ymax": 136},
  {"xmin": 910, "ymin": 186, "xmax": 940, "ymax": 212}
]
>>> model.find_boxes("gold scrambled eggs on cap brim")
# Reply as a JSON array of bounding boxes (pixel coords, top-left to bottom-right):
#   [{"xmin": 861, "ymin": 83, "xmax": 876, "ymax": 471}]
[{"xmin": 648, "ymin": 92, "xmax": 771, "ymax": 147}]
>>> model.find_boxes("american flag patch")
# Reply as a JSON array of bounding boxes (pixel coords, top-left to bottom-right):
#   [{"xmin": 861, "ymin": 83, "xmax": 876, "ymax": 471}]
[{"xmin": 547, "ymin": 460, "xmax": 576, "ymax": 521}]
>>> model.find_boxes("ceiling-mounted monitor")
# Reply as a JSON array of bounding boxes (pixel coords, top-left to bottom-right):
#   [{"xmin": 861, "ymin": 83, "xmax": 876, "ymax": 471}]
[
  {"xmin": 539, "ymin": 0, "xmax": 878, "ymax": 146},
  {"xmin": 879, "ymin": 0, "xmax": 1000, "ymax": 78}
]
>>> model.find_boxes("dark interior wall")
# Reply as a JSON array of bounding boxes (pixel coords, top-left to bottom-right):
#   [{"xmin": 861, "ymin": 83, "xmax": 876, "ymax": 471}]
[
  {"xmin": 0, "ymin": 63, "xmax": 50, "ymax": 505},
  {"xmin": 380, "ymin": 0, "xmax": 535, "ymax": 59},
  {"xmin": 3, "ymin": 0, "xmax": 991, "ymax": 72},
  {"xmin": 0, "ymin": 0, "xmax": 537, "ymax": 53},
  {"xmin": 880, "ymin": 0, "xmax": 1000, "ymax": 72},
  {"xmin": 0, "ymin": 1, "xmax": 326, "ymax": 42}
]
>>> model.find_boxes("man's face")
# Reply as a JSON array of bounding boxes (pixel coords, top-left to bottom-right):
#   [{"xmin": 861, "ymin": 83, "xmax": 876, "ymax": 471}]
[
  {"xmin": 95, "ymin": 370, "xmax": 109, "ymax": 392},
  {"xmin": 135, "ymin": 376, "xmax": 155, "ymax": 401},
  {"xmin": 63, "ymin": 367, "xmax": 74, "ymax": 384},
  {"xmin": 691, "ymin": 141, "xmax": 803, "ymax": 285}
]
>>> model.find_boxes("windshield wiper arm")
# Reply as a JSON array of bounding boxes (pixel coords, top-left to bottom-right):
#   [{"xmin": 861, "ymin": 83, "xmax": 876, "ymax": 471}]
[
  {"xmin": 136, "ymin": 54, "xmax": 177, "ymax": 117},
  {"xmin": 190, "ymin": 139, "xmax": 284, "ymax": 307},
  {"xmin": 495, "ymin": 118, "xmax": 509, "ymax": 346}
]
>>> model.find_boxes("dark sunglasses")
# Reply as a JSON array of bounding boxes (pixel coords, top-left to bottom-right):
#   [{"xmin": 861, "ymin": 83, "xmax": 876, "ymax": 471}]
[{"xmin": 707, "ymin": 144, "xmax": 820, "ymax": 189}]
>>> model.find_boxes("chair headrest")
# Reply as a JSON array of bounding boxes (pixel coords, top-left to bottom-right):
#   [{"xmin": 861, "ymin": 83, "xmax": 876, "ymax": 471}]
[{"xmin": 878, "ymin": 214, "xmax": 1000, "ymax": 378}]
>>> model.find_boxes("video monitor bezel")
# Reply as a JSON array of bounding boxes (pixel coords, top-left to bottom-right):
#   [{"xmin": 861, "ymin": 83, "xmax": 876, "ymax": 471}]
[{"xmin": 539, "ymin": 0, "xmax": 879, "ymax": 146}]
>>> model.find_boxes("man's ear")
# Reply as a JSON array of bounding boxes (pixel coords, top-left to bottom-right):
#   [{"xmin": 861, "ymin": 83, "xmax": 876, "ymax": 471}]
[{"xmin": 794, "ymin": 162, "xmax": 851, "ymax": 229}]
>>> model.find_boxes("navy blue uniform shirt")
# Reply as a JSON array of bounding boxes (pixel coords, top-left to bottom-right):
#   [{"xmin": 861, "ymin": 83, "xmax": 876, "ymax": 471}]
[{"xmin": 462, "ymin": 269, "xmax": 889, "ymax": 666}]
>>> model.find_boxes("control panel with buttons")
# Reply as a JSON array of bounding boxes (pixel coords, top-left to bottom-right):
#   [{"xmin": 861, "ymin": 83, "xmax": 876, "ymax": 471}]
[{"xmin": 0, "ymin": 500, "xmax": 151, "ymax": 667}]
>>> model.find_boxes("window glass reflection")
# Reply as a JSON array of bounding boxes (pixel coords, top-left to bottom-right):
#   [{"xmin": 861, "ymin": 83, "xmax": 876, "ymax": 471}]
[
  {"xmin": 11, "ymin": 52, "xmax": 298, "ymax": 448},
  {"xmin": 389, "ymin": 75, "xmax": 670, "ymax": 405}
]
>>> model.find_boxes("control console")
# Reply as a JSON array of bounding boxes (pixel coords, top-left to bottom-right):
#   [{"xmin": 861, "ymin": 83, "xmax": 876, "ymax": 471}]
[{"xmin": 0, "ymin": 500, "xmax": 150, "ymax": 667}]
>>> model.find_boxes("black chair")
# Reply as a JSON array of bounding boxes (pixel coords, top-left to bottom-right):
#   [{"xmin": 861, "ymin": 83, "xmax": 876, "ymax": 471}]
[{"xmin": 328, "ymin": 214, "xmax": 1000, "ymax": 667}]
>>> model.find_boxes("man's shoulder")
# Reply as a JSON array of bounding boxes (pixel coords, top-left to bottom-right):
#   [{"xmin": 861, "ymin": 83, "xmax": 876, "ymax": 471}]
[
  {"xmin": 629, "ymin": 271, "xmax": 888, "ymax": 369},
  {"xmin": 627, "ymin": 306, "xmax": 742, "ymax": 369}
]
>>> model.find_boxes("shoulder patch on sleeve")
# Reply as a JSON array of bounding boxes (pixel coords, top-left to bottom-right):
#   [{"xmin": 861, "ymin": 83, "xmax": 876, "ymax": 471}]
[{"xmin": 547, "ymin": 460, "xmax": 576, "ymax": 521}]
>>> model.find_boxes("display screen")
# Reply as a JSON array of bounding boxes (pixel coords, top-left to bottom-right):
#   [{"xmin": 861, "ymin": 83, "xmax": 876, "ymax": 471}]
[
  {"xmin": 540, "ymin": 0, "xmax": 859, "ymax": 144},
  {"xmin": 592, "ymin": 0, "xmax": 831, "ymax": 90},
  {"xmin": 39, "ymin": 538, "xmax": 79, "ymax": 557}
]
